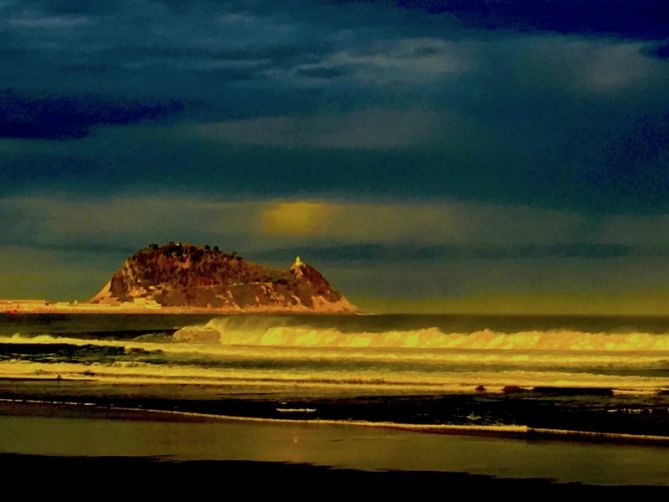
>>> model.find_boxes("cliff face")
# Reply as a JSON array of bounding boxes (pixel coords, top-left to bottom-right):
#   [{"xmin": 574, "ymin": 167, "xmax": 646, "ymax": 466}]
[{"xmin": 90, "ymin": 242, "xmax": 358, "ymax": 313}]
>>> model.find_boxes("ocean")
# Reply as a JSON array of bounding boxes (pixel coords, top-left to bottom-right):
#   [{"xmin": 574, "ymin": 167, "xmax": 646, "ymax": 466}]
[
  {"xmin": 1, "ymin": 312, "xmax": 669, "ymax": 489},
  {"xmin": 1, "ymin": 313, "xmax": 668, "ymax": 433}
]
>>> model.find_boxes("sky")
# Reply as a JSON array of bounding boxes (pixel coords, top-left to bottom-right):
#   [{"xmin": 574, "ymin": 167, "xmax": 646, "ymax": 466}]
[{"xmin": 2, "ymin": 0, "xmax": 669, "ymax": 314}]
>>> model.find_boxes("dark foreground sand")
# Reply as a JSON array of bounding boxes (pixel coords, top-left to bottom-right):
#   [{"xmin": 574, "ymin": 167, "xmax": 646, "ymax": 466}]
[{"xmin": 2, "ymin": 453, "xmax": 668, "ymax": 496}]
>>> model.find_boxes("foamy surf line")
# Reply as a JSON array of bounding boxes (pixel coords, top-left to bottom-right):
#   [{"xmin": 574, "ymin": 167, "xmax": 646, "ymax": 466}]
[
  {"xmin": 2, "ymin": 398, "xmax": 669, "ymax": 446},
  {"xmin": 1, "ymin": 365, "xmax": 668, "ymax": 396},
  {"xmin": 1, "ymin": 371, "xmax": 668, "ymax": 396}
]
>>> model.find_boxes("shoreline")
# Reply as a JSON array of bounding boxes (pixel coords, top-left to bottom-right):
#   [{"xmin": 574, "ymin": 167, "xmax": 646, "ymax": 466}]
[
  {"xmin": 2, "ymin": 399, "xmax": 669, "ymax": 447},
  {"xmin": 2, "ymin": 373, "xmax": 669, "ymax": 441}
]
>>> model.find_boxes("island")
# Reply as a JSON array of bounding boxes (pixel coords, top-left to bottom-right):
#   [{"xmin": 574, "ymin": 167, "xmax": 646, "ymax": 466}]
[{"xmin": 0, "ymin": 242, "xmax": 359, "ymax": 314}]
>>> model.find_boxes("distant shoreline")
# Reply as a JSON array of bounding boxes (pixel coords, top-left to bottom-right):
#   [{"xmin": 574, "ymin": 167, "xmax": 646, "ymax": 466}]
[{"xmin": 0, "ymin": 300, "xmax": 362, "ymax": 315}]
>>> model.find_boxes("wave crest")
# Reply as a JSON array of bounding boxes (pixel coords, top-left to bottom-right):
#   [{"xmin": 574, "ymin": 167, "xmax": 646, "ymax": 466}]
[{"xmin": 172, "ymin": 317, "xmax": 669, "ymax": 351}]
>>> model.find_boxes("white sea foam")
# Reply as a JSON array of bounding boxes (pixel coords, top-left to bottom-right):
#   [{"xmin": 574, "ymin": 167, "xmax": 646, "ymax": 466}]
[
  {"xmin": 3, "ymin": 321, "xmax": 669, "ymax": 394},
  {"xmin": 174, "ymin": 317, "xmax": 669, "ymax": 351}
]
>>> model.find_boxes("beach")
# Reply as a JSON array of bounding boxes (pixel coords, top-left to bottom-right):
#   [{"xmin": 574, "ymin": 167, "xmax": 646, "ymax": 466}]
[{"xmin": 1, "ymin": 312, "xmax": 669, "ymax": 492}]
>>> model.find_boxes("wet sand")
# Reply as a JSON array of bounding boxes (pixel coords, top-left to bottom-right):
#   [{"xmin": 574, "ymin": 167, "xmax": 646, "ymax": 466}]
[{"xmin": 0, "ymin": 401, "xmax": 668, "ymax": 493}]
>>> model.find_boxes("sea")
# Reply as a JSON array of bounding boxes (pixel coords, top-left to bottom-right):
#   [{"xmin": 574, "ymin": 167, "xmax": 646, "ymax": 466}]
[
  {"xmin": 1, "ymin": 313, "xmax": 669, "ymax": 489},
  {"xmin": 1, "ymin": 313, "xmax": 668, "ymax": 431}
]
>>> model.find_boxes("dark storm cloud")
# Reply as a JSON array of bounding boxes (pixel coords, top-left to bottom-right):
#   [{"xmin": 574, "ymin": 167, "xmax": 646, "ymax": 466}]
[
  {"xmin": 12, "ymin": 0, "xmax": 129, "ymax": 15},
  {"xmin": 595, "ymin": 112, "xmax": 669, "ymax": 205},
  {"xmin": 0, "ymin": 1, "xmax": 359, "ymax": 109},
  {"xmin": 2, "ymin": 1, "xmax": 669, "ymax": 208},
  {"xmin": 646, "ymin": 42, "xmax": 669, "ymax": 59},
  {"xmin": 297, "ymin": 65, "xmax": 352, "ymax": 79},
  {"xmin": 2, "ymin": 118, "xmax": 669, "ymax": 213},
  {"xmin": 21, "ymin": 0, "xmax": 669, "ymax": 41},
  {"xmin": 0, "ymin": 90, "xmax": 183, "ymax": 139},
  {"xmin": 388, "ymin": 0, "xmax": 669, "ymax": 39}
]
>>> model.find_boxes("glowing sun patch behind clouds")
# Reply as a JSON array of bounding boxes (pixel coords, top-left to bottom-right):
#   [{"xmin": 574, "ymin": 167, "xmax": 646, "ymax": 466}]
[{"xmin": 261, "ymin": 201, "xmax": 339, "ymax": 235}]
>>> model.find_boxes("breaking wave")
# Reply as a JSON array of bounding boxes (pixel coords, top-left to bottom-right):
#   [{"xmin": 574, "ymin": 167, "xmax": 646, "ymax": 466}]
[{"xmin": 173, "ymin": 317, "xmax": 669, "ymax": 352}]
